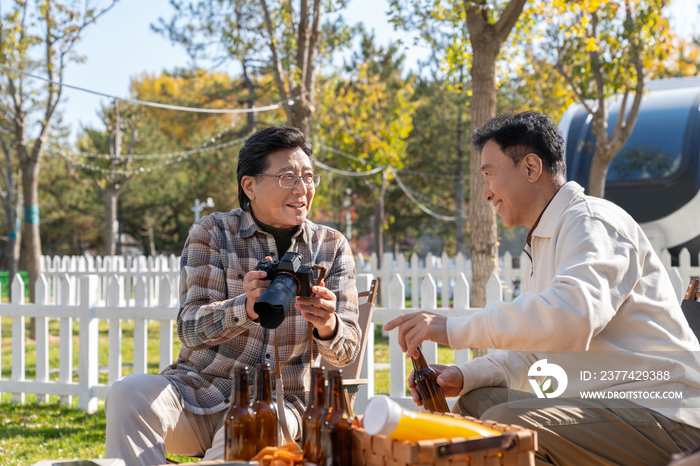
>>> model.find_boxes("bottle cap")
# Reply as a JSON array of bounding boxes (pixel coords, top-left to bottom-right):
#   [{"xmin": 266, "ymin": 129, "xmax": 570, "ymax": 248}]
[{"xmin": 363, "ymin": 395, "xmax": 402, "ymax": 436}]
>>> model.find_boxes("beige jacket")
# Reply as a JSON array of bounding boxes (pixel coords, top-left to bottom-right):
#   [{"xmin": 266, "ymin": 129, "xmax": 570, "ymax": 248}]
[{"xmin": 447, "ymin": 181, "xmax": 700, "ymax": 428}]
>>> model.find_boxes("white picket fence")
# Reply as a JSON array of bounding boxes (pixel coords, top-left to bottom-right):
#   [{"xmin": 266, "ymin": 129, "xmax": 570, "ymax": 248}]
[
  {"xmin": 356, "ymin": 249, "xmax": 690, "ymax": 307},
  {"xmin": 35, "ymin": 248, "xmax": 692, "ymax": 308},
  {"xmin": 0, "ymin": 273, "xmax": 177, "ymax": 413},
  {"xmin": 39, "ymin": 254, "xmax": 180, "ymax": 307},
  {"xmin": 0, "ymin": 249, "xmax": 693, "ymax": 415}
]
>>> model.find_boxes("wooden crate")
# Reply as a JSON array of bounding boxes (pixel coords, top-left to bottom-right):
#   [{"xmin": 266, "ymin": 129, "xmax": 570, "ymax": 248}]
[{"xmin": 351, "ymin": 412, "xmax": 537, "ymax": 466}]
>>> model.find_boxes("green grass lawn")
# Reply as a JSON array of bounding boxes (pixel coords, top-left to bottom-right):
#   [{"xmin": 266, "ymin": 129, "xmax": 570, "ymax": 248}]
[{"xmin": 0, "ymin": 319, "xmax": 461, "ymax": 465}]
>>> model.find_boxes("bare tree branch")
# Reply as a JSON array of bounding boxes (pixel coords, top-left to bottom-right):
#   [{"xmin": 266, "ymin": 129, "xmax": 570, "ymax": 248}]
[
  {"xmin": 494, "ymin": 0, "xmax": 528, "ymax": 40},
  {"xmin": 0, "ymin": 135, "xmax": 13, "ymax": 200},
  {"xmin": 555, "ymin": 61, "xmax": 595, "ymax": 115},
  {"xmin": 296, "ymin": 0, "xmax": 310, "ymax": 93},
  {"xmin": 611, "ymin": 89, "xmax": 630, "ymax": 141},
  {"xmin": 609, "ymin": 8, "xmax": 646, "ymax": 157},
  {"xmin": 304, "ymin": 0, "xmax": 322, "ymax": 98},
  {"xmin": 260, "ymin": 0, "xmax": 291, "ymax": 118}
]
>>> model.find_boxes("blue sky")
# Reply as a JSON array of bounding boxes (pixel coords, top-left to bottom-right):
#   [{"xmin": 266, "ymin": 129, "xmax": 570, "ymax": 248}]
[{"xmin": 59, "ymin": 0, "xmax": 700, "ymax": 142}]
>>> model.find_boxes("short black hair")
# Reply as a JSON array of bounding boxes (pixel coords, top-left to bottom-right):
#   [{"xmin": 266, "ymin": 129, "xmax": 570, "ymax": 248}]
[
  {"xmin": 472, "ymin": 111, "xmax": 566, "ymax": 179},
  {"xmin": 237, "ymin": 126, "xmax": 313, "ymax": 212}
]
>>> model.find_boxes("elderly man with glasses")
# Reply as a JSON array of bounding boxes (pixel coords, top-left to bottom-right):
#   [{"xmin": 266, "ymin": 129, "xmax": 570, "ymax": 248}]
[{"xmin": 104, "ymin": 126, "xmax": 361, "ymax": 465}]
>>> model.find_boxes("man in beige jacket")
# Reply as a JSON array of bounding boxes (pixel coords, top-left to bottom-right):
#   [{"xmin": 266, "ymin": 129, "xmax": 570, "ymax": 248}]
[{"xmin": 385, "ymin": 111, "xmax": 700, "ymax": 465}]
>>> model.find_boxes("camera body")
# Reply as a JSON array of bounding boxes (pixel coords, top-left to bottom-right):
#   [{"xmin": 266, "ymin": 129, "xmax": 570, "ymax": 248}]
[{"xmin": 254, "ymin": 251, "xmax": 315, "ymax": 329}]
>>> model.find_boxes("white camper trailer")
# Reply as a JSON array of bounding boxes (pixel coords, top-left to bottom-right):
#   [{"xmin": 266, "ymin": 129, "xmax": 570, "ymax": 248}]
[{"xmin": 558, "ymin": 76, "xmax": 700, "ymax": 265}]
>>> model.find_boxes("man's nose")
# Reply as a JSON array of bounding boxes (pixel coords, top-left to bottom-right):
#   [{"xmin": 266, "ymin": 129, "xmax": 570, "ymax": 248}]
[
  {"xmin": 292, "ymin": 179, "xmax": 308, "ymax": 195},
  {"xmin": 483, "ymin": 182, "xmax": 493, "ymax": 202}
]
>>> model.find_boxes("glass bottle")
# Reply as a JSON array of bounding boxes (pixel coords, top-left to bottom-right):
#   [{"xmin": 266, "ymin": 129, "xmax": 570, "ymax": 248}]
[
  {"xmin": 252, "ymin": 363, "xmax": 279, "ymax": 453},
  {"xmin": 225, "ymin": 367, "xmax": 256, "ymax": 461},
  {"xmin": 411, "ymin": 346, "xmax": 450, "ymax": 413},
  {"xmin": 320, "ymin": 369, "xmax": 352, "ymax": 466},
  {"xmin": 302, "ymin": 367, "xmax": 325, "ymax": 463}
]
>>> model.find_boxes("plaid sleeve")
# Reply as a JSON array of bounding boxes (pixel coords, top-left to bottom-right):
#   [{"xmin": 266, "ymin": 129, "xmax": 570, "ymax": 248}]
[
  {"xmin": 177, "ymin": 220, "xmax": 257, "ymax": 350},
  {"xmin": 314, "ymin": 234, "xmax": 360, "ymax": 366}
]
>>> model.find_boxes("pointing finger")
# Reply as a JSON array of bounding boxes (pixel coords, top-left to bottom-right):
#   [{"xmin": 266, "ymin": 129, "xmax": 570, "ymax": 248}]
[{"xmin": 383, "ymin": 313, "xmax": 412, "ymax": 332}]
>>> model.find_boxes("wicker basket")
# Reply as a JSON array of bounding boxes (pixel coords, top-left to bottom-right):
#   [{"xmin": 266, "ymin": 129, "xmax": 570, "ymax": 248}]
[{"xmin": 351, "ymin": 412, "xmax": 537, "ymax": 466}]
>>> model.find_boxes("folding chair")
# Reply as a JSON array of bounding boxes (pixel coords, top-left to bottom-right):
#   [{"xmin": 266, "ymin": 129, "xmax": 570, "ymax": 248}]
[
  {"xmin": 319, "ymin": 278, "xmax": 378, "ymax": 412},
  {"xmin": 681, "ymin": 278, "xmax": 700, "ymax": 340}
]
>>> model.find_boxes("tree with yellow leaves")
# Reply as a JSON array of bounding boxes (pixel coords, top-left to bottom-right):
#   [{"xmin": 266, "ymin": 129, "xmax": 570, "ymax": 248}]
[
  {"xmin": 541, "ymin": 0, "xmax": 671, "ymax": 198},
  {"xmin": 130, "ymin": 69, "xmax": 253, "ymax": 143},
  {"xmin": 315, "ymin": 32, "xmax": 416, "ymax": 261}
]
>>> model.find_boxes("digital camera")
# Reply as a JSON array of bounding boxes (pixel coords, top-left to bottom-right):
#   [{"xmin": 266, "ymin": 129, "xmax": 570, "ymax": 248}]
[{"xmin": 254, "ymin": 251, "xmax": 315, "ymax": 329}]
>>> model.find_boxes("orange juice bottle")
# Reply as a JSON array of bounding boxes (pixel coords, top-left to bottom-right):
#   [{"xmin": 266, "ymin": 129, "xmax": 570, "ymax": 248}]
[{"xmin": 363, "ymin": 395, "xmax": 500, "ymax": 442}]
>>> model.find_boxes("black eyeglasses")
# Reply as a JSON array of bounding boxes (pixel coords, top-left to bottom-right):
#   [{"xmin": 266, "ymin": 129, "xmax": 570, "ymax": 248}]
[{"xmin": 257, "ymin": 173, "xmax": 321, "ymax": 188}]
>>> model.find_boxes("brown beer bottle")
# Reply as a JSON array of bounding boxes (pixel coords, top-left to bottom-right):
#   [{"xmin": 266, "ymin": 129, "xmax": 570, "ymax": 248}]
[
  {"xmin": 302, "ymin": 367, "xmax": 325, "ymax": 463},
  {"xmin": 411, "ymin": 346, "xmax": 450, "ymax": 413},
  {"xmin": 224, "ymin": 367, "xmax": 256, "ymax": 461},
  {"xmin": 320, "ymin": 369, "xmax": 352, "ymax": 466},
  {"xmin": 252, "ymin": 363, "xmax": 279, "ymax": 453}
]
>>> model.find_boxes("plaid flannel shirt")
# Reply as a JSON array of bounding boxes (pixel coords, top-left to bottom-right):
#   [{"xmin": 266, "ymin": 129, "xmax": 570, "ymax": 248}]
[{"xmin": 160, "ymin": 209, "xmax": 360, "ymax": 428}]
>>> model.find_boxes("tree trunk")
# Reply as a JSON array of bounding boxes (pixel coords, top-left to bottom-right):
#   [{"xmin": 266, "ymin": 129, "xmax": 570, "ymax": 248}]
[
  {"xmin": 379, "ymin": 171, "xmax": 388, "ymax": 263},
  {"xmin": 468, "ymin": 46, "xmax": 500, "ymax": 309},
  {"xmin": 5, "ymin": 216, "xmax": 18, "ymax": 282},
  {"xmin": 147, "ymin": 224, "xmax": 156, "ymax": 257},
  {"xmin": 373, "ymin": 203, "xmax": 381, "ymax": 263},
  {"xmin": 3, "ymin": 176, "xmax": 22, "ymax": 295},
  {"xmin": 261, "ymin": 0, "xmax": 320, "ymax": 138},
  {"xmin": 241, "ymin": 61, "xmax": 257, "ymax": 132},
  {"xmin": 21, "ymin": 159, "xmax": 40, "ymax": 303},
  {"xmin": 104, "ymin": 186, "xmax": 119, "ymax": 255},
  {"xmin": 463, "ymin": 0, "xmax": 526, "ymax": 317},
  {"xmin": 5, "ymin": 197, "xmax": 21, "ymax": 285},
  {"xmin": 372, "ymin": 171, "xmax": 389, "ymax": 267},
  {"xmin": 455, "ymin": 99, "xmax": 466, "ymax": 255},
  {"xmin": 21, "ymin": 159, "xmax": 39, "ymax": 339},
  {"xmin": 587, "ymin": 147, "xmax": 612, "ymax": 198},
  {"xmin": 290, "ymin": 101, "xmax": 314, "ymax": 136}
]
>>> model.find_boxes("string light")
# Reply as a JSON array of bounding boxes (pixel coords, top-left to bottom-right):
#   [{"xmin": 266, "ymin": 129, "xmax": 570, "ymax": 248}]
[
  {"xmin": 2, "ymin": 55, "xmax": 465, "ymax": 222},
  {"xmin": 315, "ymin": 159, "xmax": 385, "ymax": 176},
  {"xmin": 318, "ymin": 142, "xmax": 466, "ymax": 179},
  {"xmin": 64, "ymin": 136, "xmax": 246, "ymax": 160},
  {"xmin": 53, "ymin": 135, "xmax": 248, "ymax": 177},
  {"xmin": 391, "ymin": 168, "xmax": 458, "ymax": 221},
  {"xmin": 0, "ymin": 63, "xmax": 299, "ymax": 114}
]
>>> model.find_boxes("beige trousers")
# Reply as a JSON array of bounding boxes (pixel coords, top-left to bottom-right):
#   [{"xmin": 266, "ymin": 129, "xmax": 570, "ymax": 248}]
[
  {"xmin": 454, "ymin": 387, "xmax": 700, "ymax": 466},
  {"xmin": 105, "ymin": 373, "xmax": 299, "ymax": 466}
]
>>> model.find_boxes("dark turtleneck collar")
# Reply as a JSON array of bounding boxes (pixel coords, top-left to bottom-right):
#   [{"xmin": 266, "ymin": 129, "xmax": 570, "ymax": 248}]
[{"xmin": 251, "ymin": 212, "xmax": 299, "ymax": 257}]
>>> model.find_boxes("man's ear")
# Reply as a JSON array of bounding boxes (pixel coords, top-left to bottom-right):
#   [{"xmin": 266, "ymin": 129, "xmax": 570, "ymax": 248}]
[
  {"xmin": 523, "ymin": 154, "xmax": 544, "ymax": 183},
  {"xmin": 241, "ymin": 175, "xmax": 257, "ymax": 201}
]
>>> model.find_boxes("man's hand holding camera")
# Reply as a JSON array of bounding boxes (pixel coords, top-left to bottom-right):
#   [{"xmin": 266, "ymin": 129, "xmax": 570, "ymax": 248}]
[
  {"xmin": 296, "ymin": 280, "xmax": 337, "ymax": 339},
  {"xmin": 243, "ymin": 268, "xmax": 270, "ymax": 321},
  {"xmin": 243, "ymin": 254, "xmax": 338, "ymax": 338}
]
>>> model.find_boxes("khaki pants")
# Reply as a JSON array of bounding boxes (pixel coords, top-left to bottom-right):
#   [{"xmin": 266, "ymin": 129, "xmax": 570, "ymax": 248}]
[
  {"xmin": 454, "ymin": 387, "xmax": 700, "ymax": 466},
  {"xmin": 105, "ymin": 373, "xmax": 299, "ymax": 466}
]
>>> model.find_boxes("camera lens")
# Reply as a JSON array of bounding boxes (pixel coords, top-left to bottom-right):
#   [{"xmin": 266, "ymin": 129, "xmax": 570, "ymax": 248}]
[{"xmin": 255, "ymin": 273, "xmax": 300, "ymax": 329}]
